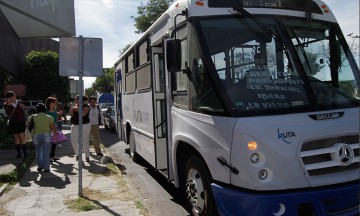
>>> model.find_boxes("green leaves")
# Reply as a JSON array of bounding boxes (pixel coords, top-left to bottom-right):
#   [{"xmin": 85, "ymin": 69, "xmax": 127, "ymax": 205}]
[
  {"xmin": 132, "ymin": 0, "xmax": 172, "ymax": 34},
  {"xmin": 22, "ymin": 50, "xmax": 70, "ymax": 103},
  {"xmin": 86, "ymin": 67, "xmax": 115, "ymax": 95}
]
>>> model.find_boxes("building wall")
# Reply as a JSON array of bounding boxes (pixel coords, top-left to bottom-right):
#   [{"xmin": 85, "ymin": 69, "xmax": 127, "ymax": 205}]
[
  {"xmin": 22, "ymin": 38, "xmax": 59, "ymax": 54},
  {"xmin": 0, "ymin": 9, "xmax": 26, "ymax": 77},
  {"xmin": 0, "ymin": 9, "xmax": 60, "ymax": 77}
]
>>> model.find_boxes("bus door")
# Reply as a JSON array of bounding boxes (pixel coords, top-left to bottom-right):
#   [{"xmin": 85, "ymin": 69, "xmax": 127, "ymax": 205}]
[
  {"xmin": 151, "ymin": 47, "xmax": 168, "ymax": 173},
  {"xmin": 115, "ymin": 68, "xmax": 124, "ymax": 141}
]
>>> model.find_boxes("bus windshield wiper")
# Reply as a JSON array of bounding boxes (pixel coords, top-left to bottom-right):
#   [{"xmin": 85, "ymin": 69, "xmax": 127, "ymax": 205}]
[
  {"xmin": 232, "ymin": 6, "xmax": 274, "ymax": 42},
  {"xmin": 301, "ymin": 11, "xmax": 314, "ymax": 45},
  {"xmin": 290, "ymin": 29, "xmax": 313, "ymax": 74}
]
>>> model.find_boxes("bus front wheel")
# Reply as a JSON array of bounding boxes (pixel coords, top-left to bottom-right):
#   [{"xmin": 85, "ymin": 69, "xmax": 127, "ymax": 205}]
[
  {"xmin": 129, "ymin": 131, "xmax": 138, "ymax": 162},
  {"xmin": 184, "ymin": 156, "xmax": 218, "ymax": 216}
]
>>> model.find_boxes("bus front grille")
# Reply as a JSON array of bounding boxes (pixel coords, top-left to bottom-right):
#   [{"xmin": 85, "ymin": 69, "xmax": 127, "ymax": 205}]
[{"xmin": 300, "ymin": 135, "xmax": 360, "ymax": 176}]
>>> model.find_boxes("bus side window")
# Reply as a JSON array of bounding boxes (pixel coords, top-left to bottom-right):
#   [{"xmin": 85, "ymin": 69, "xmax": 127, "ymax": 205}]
[{"xmin": 173, "ymin": 25, "xmax": 189, "ymax": 108}]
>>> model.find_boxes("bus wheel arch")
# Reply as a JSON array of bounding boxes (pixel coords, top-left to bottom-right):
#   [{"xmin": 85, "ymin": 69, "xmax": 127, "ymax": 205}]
[
  {"xmin": 125, "ymin": 122, "xmax": 132, "ymax": 144},
  {"xmin": 126, "ymin": 123, "xmax": 138, "ymax": 162},
  {"xmin": 176, "ymin": 142, "xmax": 218, "ymax": 216}
]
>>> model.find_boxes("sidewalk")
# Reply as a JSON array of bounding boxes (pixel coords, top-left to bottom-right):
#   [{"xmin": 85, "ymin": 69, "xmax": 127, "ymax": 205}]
[{"xmin": 0, "ymin": 127, "xmax": 142, "ymax": 216}]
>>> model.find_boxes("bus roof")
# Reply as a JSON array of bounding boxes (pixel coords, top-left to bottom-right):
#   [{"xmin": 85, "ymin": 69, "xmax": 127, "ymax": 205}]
[{"xmin": 115, "ymin": 0, "xmax": 337, "ymax": 66}]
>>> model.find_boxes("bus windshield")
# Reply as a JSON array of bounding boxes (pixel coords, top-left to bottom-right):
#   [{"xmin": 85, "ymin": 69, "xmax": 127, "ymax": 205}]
[{"xmin": 194, "ymin": 16, "xmax": 360, "ymax": 116}]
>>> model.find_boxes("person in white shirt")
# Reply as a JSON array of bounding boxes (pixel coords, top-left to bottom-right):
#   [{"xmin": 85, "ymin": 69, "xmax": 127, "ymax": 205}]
[{"xmin": 88, "ymin": 96, "xmax": 104, "ymax": 156}]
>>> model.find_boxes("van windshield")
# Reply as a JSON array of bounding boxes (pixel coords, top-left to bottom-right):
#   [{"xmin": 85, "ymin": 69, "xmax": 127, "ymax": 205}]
[{"xmin": 194, "ymin": 16, "xmax": 360, "ymax": 115}]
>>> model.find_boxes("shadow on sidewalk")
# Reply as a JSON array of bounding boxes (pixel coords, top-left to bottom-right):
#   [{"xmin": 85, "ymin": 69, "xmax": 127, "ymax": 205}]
[{"xmin": 18, "ymin": 169, "xmax": 71, "ymax": 189}]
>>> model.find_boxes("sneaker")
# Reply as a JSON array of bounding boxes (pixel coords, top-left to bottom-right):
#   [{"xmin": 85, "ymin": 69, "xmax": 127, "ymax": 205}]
[
  {"xmin": 37, "ymin": 168, "xmax": 43, "ymax": 172},
  {"xmin": 85, "ymin": 157, "xmax": 90, "ymax": 162},
  {"xmin": 44, "ymin": 169, "xmax": 50, "ymax": 172}
]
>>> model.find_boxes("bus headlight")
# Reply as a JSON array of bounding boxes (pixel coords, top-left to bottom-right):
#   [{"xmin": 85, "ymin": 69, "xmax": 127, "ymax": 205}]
[
  {"xmin": 250, "ymin": 153, "xmax": 260, "ymax": 163},
  {"xmin": 248, "ymin": 141, "xmax": 258, "ymax": 150}
]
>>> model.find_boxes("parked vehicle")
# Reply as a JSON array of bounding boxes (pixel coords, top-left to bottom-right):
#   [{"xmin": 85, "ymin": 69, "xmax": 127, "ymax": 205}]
[
  {"xmin": 22, "ymin": 100, "xmax": 42, "ymax": 115},
  {"xmin": 100, "ymin": 103, "xmax": 114, "ymax": 114},
  {"xmin": 97, "ymin": 93, "xmax": 114, "ymax": 104},
  {"xmin": 104, "ymin": 106, "xmax": 116, "ymax": 131},
  {"xmin": 115, "ymin": 0, "xmax": 360, "ymax": 215}
]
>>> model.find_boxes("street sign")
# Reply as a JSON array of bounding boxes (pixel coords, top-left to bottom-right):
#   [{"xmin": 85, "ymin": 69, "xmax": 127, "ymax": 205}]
[
  {"xmin": 59, "ymin": 37, "xmax": 103, "ymax": 77},
  {"xmin": 59, "ymin": 35, "xmax": 103, "ymax": 197}
]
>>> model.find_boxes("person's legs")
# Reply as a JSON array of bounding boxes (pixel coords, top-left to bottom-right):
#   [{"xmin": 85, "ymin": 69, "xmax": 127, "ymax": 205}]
[
  {"xmin": 18, "ymin": 132, "xmax": 26, "ymax": 159},
  {"xmin": 32, "ymin": 134, "xmax": 42, "ymax": 169},
  {"xmin": 50, "ymin": 144, "xmax": 58, "ymax": 161},
  {"xmin": 42, "ymin": 133, "xmax": 51, "ymax": 171},
  {"xmin": 71, "ymin": 125, "xmax": 79, "ymax": 157},
  {"xmin": 82, "ymin": 124, "xmax": 91, "ymax": 159},
  {"xmin": 13, "ymin": 134, "xmax": 21, "ymax": 159},
  {"xmin": 91, "ymin": 125, "xmax": 102, "ymax": 154}
]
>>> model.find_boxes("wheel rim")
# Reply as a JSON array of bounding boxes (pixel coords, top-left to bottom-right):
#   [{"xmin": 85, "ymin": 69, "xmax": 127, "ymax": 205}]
[{"xmin": 186, "ymin": 167, "xmax": 205, "ymax": 214}]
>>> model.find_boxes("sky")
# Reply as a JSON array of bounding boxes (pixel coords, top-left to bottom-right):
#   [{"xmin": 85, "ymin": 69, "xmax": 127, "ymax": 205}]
[{"xmin": 73, "ymin": 0, "xmax": 359, "ymax": 88}]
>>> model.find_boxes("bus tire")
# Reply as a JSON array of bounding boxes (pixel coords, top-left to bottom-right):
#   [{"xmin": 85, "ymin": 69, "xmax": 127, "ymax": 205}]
[
  {"xmin": 129, "ymin": 131, "xmax": 138, "ymax": 162},
  {"xmin": 184, "ymin": 156, "xmax": 218, "ymax": 216}
]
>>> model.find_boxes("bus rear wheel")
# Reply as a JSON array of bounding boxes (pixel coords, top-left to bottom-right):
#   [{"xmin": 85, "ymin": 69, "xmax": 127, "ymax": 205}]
[
  {"xmin": 184, "ymin": 156, "xmax": 218, "ymax": 216},
  {"xmin": 129, "ymin": 131, "xmax": 138, "ymax": 162}
]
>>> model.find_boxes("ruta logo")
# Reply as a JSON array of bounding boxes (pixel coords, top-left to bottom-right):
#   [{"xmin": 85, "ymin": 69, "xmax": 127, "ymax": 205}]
[
  {"xmin": 277, "ymin": 128, "xmax": 296, "ymax": 144},
  {"xmin": 195, "ymin": 0, "xmax": 205, "ymax": 6}
]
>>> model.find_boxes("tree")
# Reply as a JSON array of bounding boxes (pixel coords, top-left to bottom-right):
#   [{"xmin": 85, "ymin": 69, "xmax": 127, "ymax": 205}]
[
  {"xmin": 22, "ymin": 50, "xmax": 70, "ymax": 103},
  {"xmin": 90, "ymin": 67, "xmax": 115, "ymax": 94},
  {"xmin": 305, "ymin": 52, "xmax": 325, "ymax": 76},
  {"xmin": 131, "ymin": 0, "xmax": 172, "ymax": 34},
  {"xmin": 119, "ymin": 42, "xmax": 134, "ymax": 56},
  {"xmin": 0, "ymin": 70, "xmax": 13, "ymax": 95},
  {"xmin": 85, "ymin": 86, "xmax": 96, "ymax": 97}
]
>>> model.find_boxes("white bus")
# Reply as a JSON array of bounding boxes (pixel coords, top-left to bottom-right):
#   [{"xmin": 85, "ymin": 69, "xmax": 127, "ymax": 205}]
[{"xmin": 114, "ymin": 0, "xmax": 360, "ymax": 215}]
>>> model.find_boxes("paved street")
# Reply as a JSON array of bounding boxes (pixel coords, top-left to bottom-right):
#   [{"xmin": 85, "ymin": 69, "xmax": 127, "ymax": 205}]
[{"xmin": 99, "ymin": 127, "xmax": 190, "ymax": 216}]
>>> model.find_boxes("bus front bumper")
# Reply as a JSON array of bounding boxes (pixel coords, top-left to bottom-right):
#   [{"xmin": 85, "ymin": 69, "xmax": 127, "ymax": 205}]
[{"xmin": 211, "ymin": 181, "xmax": 359, "ymax": 216}]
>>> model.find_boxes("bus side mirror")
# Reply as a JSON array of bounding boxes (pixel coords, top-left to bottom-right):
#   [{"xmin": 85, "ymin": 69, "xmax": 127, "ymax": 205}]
[{"xmin": 166, "ymin": 39, "xmax": 181, "ymax": 73}]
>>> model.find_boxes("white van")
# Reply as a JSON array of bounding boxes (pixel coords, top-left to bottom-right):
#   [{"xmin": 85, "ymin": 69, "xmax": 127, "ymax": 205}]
[{"xmin": 22, "ymin": 100, "xmax": 42, "ymax": 115}]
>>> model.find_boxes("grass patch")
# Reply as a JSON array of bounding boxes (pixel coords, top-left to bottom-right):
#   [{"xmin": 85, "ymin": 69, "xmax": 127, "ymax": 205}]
[
  {"xmin": 0, "ymin": 147, "xmax": 35, "ymax": 186},
  {"xmin": 135, "ymin": 199, "xmax": 149, "ymax": 216},
  {"xmin": 81, "ymin": 162, "xmax": 148, "ymax": 214},
  {"xmin": 0, "ymin": 207, "xmax": 10, "ymax": 216},
  {"xmin": 87, "ymin": 162, "xmax": 134, "ymax": 200},
  {"xmin": 65, "ymin": 197, "xmax": 101, "ymax": 212}
]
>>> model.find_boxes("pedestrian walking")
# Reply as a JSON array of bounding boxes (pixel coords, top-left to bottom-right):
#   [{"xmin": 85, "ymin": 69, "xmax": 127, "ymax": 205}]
[
  {"xmin": 51, "ymin": 94, "xmax": 67, "ymax": 131},
  {"xmin": 70, "ymin": 95, "xmax": 91, "ymax": 162},
  {"xmin": 45, "ymin": 97, "xmax": 61, "ymax": 162},
  {"xmin": 28, "ymin": 103, "xmax": 57, "ymax": 172},
  {"xmin": 4, "ymin": 91, "xmax": 27, "ymax": 159},
  {"xmin": 88, "ymin": 96, "xmax": 104, "ymax": 156}
]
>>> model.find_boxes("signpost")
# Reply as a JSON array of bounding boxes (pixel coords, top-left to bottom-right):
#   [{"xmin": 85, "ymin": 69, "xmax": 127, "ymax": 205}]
[{"xmin": 59, "ymin": 36, "xmax": 103, "ymax": 197}]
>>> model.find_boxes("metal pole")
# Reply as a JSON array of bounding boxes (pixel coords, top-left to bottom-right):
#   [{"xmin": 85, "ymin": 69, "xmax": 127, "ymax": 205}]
[{"xmin": 78, "ymin": 35, "xmax": 84, "ymax": 197}]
